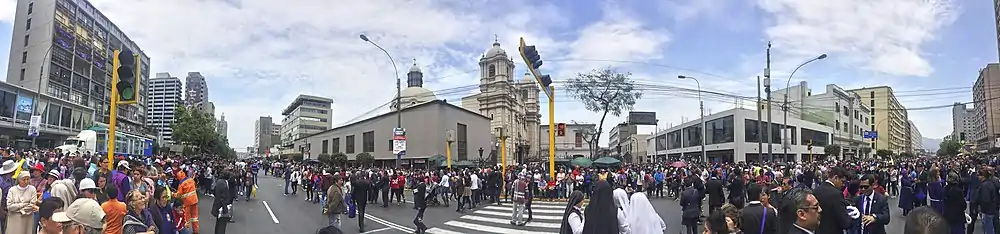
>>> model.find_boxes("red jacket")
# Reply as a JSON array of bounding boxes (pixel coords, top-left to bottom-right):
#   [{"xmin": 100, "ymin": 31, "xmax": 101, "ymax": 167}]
[{"xmin": 390, "ymin": 176, "xmax": 403, "ymax": 189}]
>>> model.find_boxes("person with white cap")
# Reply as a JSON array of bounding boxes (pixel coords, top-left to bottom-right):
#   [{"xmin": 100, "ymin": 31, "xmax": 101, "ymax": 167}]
[
  {"xmin": 0, "ymin": 160, "xmax": 19, "ymax": 233},
  {"xmin": 61, "ymin": 198, "xmax": 106, "ymax": 234},
  {"xmin": 77, "ymin": 178, "xmax": 99, "ymax": 201}
]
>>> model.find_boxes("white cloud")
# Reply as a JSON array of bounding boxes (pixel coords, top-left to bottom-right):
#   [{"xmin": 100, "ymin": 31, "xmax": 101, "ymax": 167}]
[{"xmin": 757, "ymin": 0, "xmax": 958, "ymax": 77}]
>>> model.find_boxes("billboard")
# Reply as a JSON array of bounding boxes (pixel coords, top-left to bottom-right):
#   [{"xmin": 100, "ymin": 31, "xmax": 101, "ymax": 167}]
[{"xmin": 627, "ymin": 111, "xmax": 657, "ymax": 125}]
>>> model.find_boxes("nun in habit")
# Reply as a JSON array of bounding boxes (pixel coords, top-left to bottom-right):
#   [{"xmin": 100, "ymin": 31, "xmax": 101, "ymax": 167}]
[
  {"xmin": 559, "ymin": 191, "xmax": 586, "ymax": 234},
  {"xmin": 583, "ymin": 181, "xmax": 619, "ymax": 234},
  {"xmin": 612, "ymin": 188, "xmax": 631, "ymax": 234},
  {"xmin": 627, "ymin": 192, "xmax": 666, "ymax": 234},
  {"xmin": 6, "ymin": 172, "xmax": 39, "ymax": 234}
]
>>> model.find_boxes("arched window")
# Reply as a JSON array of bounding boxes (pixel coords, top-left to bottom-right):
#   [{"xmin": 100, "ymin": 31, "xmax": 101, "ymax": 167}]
[{"xmin": 488, "ymin": 64, "xmax": 496, "ymax": 76}]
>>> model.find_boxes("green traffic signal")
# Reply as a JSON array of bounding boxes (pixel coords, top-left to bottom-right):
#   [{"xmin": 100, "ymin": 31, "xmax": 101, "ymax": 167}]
[{"xmin": 115, "ymin": 50, "xmax": 137, "ymax": 102}]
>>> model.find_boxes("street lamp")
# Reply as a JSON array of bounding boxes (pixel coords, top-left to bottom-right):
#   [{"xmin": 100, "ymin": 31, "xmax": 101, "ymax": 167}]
[
  {"xmin": 782, "ymin": 54, "xmax": 827, "ymax": 160},
  {"xmin": 677, "ymin": 75, "xmax": 707, "ymax": 163},
  {"xmin": 360, "ymin": 33, "xmax": 402, "ymax": 167},
  {"xmin": 478, "ymin": 147, "xmax": 485, "ymax": 166}
]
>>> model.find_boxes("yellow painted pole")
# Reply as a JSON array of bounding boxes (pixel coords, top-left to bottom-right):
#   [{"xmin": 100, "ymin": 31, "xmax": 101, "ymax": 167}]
[
  {"xmin": 548, "ymin": 86, "xmax": 556, "ymax": 180},
  {"xmin": 446, "ymin": 142, "xmax": 452, "ymax": 169},
  {"xmin": 500, "ymin": 135, "xmax": 507, "ymax": 195},
  {"xmin": 107, "ymin": 50, "xmax": 121, "ymax": 169},
  {"xmin": 11, "ymin": 159, "xmax": 25, "ymax": 178}
]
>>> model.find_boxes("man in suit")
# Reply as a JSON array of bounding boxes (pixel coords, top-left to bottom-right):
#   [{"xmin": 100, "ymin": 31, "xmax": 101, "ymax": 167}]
[
  {"xmin": 783, "ymin": 188, "xmax": 821, "ymax": 234},
  {"xmin": 705, "ymin": 174, "xmax": 725, "ymax": 213},
  {"xmin": 815, "ymin": 167, "xmax": 856, "ymax": 234},
  {"xmin": 351, "ymin": 173, "xmax": 372, "ymax": 232},
  {"xmin": 856, "ymin": 174, "xmax": 891, "ymax": 234},
  {"xmin": 739, "ymin": 183, "xmax": 778, "ymax": 234},
  {"xmin": 211, "ymin": 171, "xmax": 233, "ymax": 234}
]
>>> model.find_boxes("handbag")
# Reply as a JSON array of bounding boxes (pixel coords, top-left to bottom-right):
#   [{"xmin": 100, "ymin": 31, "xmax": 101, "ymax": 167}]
[{"xmin": 346, "ymin": 194, "xmax": 357, "ymax": 218}]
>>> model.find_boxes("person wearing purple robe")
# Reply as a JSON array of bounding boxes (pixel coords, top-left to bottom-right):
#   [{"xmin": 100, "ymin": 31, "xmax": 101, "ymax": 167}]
[
  {"xmin": 111, "ymin": 160, "xmax": 132, "ymax": 202},
  {"xmin": 898, "ymin": 171, "xmax": 914, "ymax": 216},
  {"xmin": 928, "ymin": 170, "xmax": 945, "ymax": 215}
]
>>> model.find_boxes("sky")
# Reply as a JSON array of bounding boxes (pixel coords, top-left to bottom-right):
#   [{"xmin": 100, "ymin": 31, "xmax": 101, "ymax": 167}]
[{"xmin": 0, "ymin": 0, "xmax": 991, "ymax": 150}]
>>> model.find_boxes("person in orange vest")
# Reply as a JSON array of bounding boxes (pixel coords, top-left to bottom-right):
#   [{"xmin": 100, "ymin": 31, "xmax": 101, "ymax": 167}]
[{"xmin": 173, "ymin": 169, "xmax": 200, "ymax": 233}]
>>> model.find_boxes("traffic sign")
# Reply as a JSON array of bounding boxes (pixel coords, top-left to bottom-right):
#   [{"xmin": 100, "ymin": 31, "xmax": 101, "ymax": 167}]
[
  {"xmin": 392, "ymin": 128, "xmax": 407, "ymax": 155},
  {"xmin": 863, "ymin": 131, "xmax": 878, "ymax": 139}
]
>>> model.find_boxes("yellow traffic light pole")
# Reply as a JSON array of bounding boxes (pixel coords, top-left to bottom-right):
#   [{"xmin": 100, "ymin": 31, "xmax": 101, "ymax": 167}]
[
  {"xmin": 519, "ymin": 37, "xmax": 557, "ymax": 180},
  {"xmin": 107, "ymin": 50, "xmax": 121, "ymax": 169}
]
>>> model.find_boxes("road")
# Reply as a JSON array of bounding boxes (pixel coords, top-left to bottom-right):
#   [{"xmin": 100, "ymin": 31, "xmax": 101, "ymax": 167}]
[{"xmin": 195, "ymin": 176, "xmax": 945, "ymax": 234}]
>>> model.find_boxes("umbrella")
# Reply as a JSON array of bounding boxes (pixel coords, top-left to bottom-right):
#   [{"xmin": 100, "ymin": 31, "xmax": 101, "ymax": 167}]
[
  {"xmin": 593, "ymin": 157, "xmax": 621, "ymax": 167},
  {"xmin": 427, "ymin": 154, "xmax": 446, "ymax": 163},
  {"xmin": 670, "ymin": 161, "xmax": 687, "ymax": 168},
  {"xmin": 571, "ymin": 157, "xmax": 593, "ymax": 167}
]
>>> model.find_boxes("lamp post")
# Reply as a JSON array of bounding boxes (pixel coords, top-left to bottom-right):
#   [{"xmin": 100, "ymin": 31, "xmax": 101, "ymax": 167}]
[
  {"xmin": 31, "ymin": 45, "xmax": 54, "ymax": 148},
  {"xmin": 677, "ymin": 75, "xmax": 706, "ymax": 163},
  {"xmin": 782, "ymin": 54, "xmax": 827, "ymax": 160},
  {"xmin": 360, "ymin": 34, "xmax": 402, "ymax": 167},
  {"xmin": 478, "ymin": 147, "xmax": 485, "ymax": 166}
]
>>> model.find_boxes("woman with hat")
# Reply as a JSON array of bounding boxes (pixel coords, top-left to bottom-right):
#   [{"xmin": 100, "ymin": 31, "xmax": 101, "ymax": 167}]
[{"xmin": 6, "ymin": 171, "xmax": 39, "ymax": 234}]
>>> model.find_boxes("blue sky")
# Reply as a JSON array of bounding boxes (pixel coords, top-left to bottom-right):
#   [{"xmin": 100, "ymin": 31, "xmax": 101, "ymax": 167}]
[{"xmin": 0, "ymin": 0, "xmax": 988, "ymax": 149}]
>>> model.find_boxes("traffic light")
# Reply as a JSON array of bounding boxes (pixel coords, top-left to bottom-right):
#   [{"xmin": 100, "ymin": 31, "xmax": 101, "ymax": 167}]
[
  {"xmin": 518, "ymin": 39, "xmax": 552, "ymax": 88},
  {"xmin": 556, "ymin": 123, "xmax": 566, "ymax": 136},
  {"xmin": 960, "ymin": 132, "xmax": 966, "ymax": 141},
  {"xmin": 113, "ymin": 49, "xmax": 138, "ymax": 104},
  {"xmin": 807, "ymin": 139, "xmax": 813, "ymax": 151}
]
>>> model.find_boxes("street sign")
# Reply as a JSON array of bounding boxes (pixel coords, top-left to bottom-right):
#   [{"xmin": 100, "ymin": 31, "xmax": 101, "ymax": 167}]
[
  {"xmin": 863, "ymin": 131, "xmax": 878, "ymax": 139},
  {"xmin": 27, "ymin": 115, "xmax": 40, "ymax": 137},
  {"xmin": 392, "ymin": 128, "xmax": 407, "ymax": 155}
]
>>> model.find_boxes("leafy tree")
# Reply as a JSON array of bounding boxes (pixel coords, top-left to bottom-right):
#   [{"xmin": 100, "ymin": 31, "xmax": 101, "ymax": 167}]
[
  {"xmin": 899, "ymin": 152, "xmax": 915, "ymax": 158},
  {"xmin": 876, "ymin": 149, "xmax": 893, "ymax": 158},
  {"xmin": 824, "ymin": 144, "xmax": 842, "ymax": 157},
  {"xmin": 356, "ymin": 152, "xmax": 375, "ymax": 166},
  {"xmin": 318, "ymin": 153, "xmax": 332, "ymax": 166},
  {"xmin": 565, "ymin": 67, "xmax": 643, "ymax": 158},
  {"xmin": 171, "ymin": 106, "xmax": 217, "ymax": 153},
  {"xmin": 331, "ymin": 152, "xmax": 348, "ymax": 167},
  {"xmin": 937, "ymin": 138, "xmax": 962, "ymax": 156}
]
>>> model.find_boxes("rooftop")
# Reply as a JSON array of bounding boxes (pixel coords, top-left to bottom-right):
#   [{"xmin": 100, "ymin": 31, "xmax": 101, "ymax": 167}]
[
  {"xmin": 292, "ymin": 99, "xmax": 489, "ymax": 142},
  {"xmin": 281, "ymin": 94, "xmax": 335, "ymax": 115}
]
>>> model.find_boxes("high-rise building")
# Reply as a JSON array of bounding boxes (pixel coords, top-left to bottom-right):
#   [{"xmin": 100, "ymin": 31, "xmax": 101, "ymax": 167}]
[
  {"xmin": 952, "ymin": 103, "xmax": 975, "ymax": 140},
  {"xmin": 908, "ymin": 120, "xmax": 923, "ymax": 151},
  {"xmin": 5, "ymin": 0, "xmax": 151, "ymax": 136},
  {"xmin": 217, "ymin": 113, "xmax": 228, "ymax": 138},
  {"xmin": 279, "ymin": 94, "xmax": 333, "ymax": 146},
  {"xmin": 254, "ymin": 116, "xmax": 277, "ymax": 155},
  {"xmin": 973, "ymin": 63, "xmax": 1000, "ymax": 147},
  {"xmin": 849, "ymin": 86, "xmax": 909, "ymax": 153},
  {"xmin": 147, "ymin": 73, "xmax": 182, "ymax": 144},
  {"xmin": 184, "ymin": 72, "xmax": 208, "ymax": 107}
]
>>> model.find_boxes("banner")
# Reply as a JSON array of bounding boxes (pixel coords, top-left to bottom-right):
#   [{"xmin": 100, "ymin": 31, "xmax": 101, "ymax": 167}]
[{"xmin": 28, "ymin": 115, "xmax": 40, "ymax": 137}]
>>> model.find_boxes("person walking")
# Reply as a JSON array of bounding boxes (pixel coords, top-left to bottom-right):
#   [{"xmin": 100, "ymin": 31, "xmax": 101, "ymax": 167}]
[
  {"xmin": 211, "ymin": 172, "xmax": 232, "ymax": 234},
  {"xmin": 412, "ymin": 175, "xmax": 429, "ymax": 233},
  {"xmin": 351, "ymin": 174, "xmax": 371, "ymax": 232},
  {"xmin": 324, "ymin": 175, "xmax": 347, "ymax": 228}
]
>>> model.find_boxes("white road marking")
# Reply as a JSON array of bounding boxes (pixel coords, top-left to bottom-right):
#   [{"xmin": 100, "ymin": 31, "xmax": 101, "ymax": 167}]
[
  {"xmin": 362, "ymin": 227, "xmax": 392, "ymax": 234},
  {"xmin": 472, "ymin": 210, "xmax": 562, "ymax": 220},
  {"xmin": 480, "ymin": 205, "xmax": 562, "ymax": 214},
  {"xmin": 261, "ymin": 200, "xmax": 280, "ymax": 224},
  {"xmin": 439, "ymin": 220, "xmax": 552, "ymax": 234},
  {"xmin": 367, "ymin": 215, "xmax": 415, "ymax": 233},
  {"xmin": 461, "ymin": 215, "xmax": 561, "ymax": 228}
]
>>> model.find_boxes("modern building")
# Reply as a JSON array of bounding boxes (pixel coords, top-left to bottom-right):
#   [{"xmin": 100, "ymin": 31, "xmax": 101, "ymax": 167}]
[
  {"xmin": 253, "ymin": 116, "xmax": 278, "ymax": 155},
  {"xmin": 146, "ymin": 72, "xmax": 182, "ymax": 144},
  {"xmin": 0, "ymin": 81, "xmax": 95, "ymax": 148},
  {"xmin": 646, "ymin": 108, "xmax": 830, "ymax": 162},
  {"xmin": 293, "ymin": 100, "xmax": 494, "ymax": 167},
  {"xmin": 952, "ymin": 103, "xmax": 976, "ymax": 141},
  {"xmin": 5, "ymin": 0, "xmax": 151, "ymax": 137},
  {"xmin": 184, "ymin": 72, "xmax": 208, "ymax": 107},
  {"xmin": 217, "ymin": 113, "xmax": 228, "ymax": 138},
  {"xmin": 908, "ymin": 120, "xmax": 923, "ymax": 151},
  {"xmin": 279, "ymin": 94, "xmax": 333, "ymax": 147},
  {"xmin": 849, "ymin": 86, "xmax": 909, "ymax": 154},
  {"xmin": 622, "ymin": 133, "xmax": 649, "ymax": 163},
  {"xmin": 460, "ymin": 40, "xmax": 542, "ymax": 166},
  {"xmin": 608, "ymin": 122, "xmax": 638, "ymax": 149},
  {"xmin": 973, "ymin": 63, "xmax": 1000, "ymax": 148},
  {"xmin": 539, "ymin": 123, "xmax": 596, "ymax": 161},
  {"xmin": 772, "ymin": 82, "xmax": 872, "ymax": 159}
]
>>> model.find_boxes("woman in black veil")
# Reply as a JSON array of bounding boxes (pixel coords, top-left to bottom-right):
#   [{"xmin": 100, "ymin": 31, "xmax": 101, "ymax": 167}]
[
  {"xmin": 583, "ymin": 180, "xmax": 618, "ymax": 234},
  {"xmin": 559, "ymin": 190, "xmax": 586, "ymax": 234}
]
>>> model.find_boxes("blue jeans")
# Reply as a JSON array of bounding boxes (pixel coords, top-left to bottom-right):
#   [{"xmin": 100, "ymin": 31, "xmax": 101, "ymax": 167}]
[
  {"xmin": 982, "ymin": 214, "xmax": 996, "ymax": 234},
  {"xmin": 284, "ymin": 179, "xmax": 291, "ymax": 194},
  {"xmin": 328, "ymin": 214, "xmax": 341, "ymax": 227}
]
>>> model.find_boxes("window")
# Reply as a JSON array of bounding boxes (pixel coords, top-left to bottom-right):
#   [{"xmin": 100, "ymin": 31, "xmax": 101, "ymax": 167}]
[
  {"xmin": 28, "ymin": 2, "xmax": 33, "ymax": 14},
  {"xmin": 19, "ymin": 68, "xmax": 25, "ymax": 81},
  {"xmin": 457, "ymin": 123, "xmax": 468, "ymax": 160},
  {"xmin": 870, "ymin": 100, "xmax": 875, "ymax": 107},
  {"xmin": 870, "ymin": 91, "xmax": 874, "ymax": 98},
  {"xmin": 21, "ymin": 51, "xmax": 27, "ymax": 63},
  {"xmin": 362, "ymin": 131, "xmax": 374, "ymax": 152},
  {"xmin": 800, "ymin": 128, "xmax": 830, "ymax": 146},
  {"xmin": 843, "ymin": 106, "xmax": 849, "ymax": 116},
  {"xmin": 745, "ymin": 119, "xmax": 760, "ymax": 143},
  {"xmin": 488, "ymin": 65, "xmax": 496, "ymax": 77},
  {"xmin": 843, "ymin": 122, "xmax": 848, "ymax": 132},
  {"xmin": 706, "ymin": 115, "xmax": 734, "ymax": 144},
  {"xmin": 332, "ymin": 138, "xmax": 340, "ymax": 153},
  {"xmin": 667, "ymin": 131, "xmax": 681, "ymax": 149},
  {"xmin": 321, "ymin": 140, "xmax": 329, "ymax": 154},
  {"xmin": 25, "ymin": 18, "xmax": 31, "ymax": 30},
  {"xmin": 574, "ymin": 132, "xmax": 583, "ymax": 147},
  {"xmin": 345, "ymin": 135, "xmax": 355, "ymax": 153},
  {"xmin": 835, "ymin": 120, "xmax": 840, "ymax": 130},
  {"xmin": 23, "ymin": 35, "xmax": 28, "ymax": 47},
  {"xmin": 655, "ymin": 134, "xmax": 666, "ymax": 151},
  {"xmin": 835, "ymin": 102, "xmax": 840, "ymax": 112},
  {"xmin": 683, "ymin": 125, "xmax": 702, "ymax": 147}
]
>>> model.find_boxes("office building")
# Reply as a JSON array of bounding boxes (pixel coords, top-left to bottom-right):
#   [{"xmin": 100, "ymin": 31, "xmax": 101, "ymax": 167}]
[
  {"xmin": 952, "ymin": 103, "xmax": 975, "ymax": 141},
  {"xmin": 146, "ymin": 72, "xmax": 182, "ymax": 144},
  {"xmin": 5, "ymin": 0, "xmax": 151, "ymax": 136},
  {"xmin": 279, "ymin": 94, "xmax": 333, "ymax": 146},
  {"xmin": 908, "ymin": 120, "xmax": 923, "ymax": 151},
  {"xmin": 294, "ymin": 100, "xmax": 494, "ymax": 166},
  {"xmin": 773, "ymin": 82, "xmax": 872, "ymax": 159},
  {"xmin": 608, "ymin": 122, "xmax": 638, "ymax": 149},
  {"xmin": 254, "ymin": 116, "xmax": 278, "ymax": 155},
  {"xmin": 184, "ymin": 72, "xmax": 207, "ymax": 107},
  {"xmin": 973, "ymin": 63, "xmax": 1000, "ymax": 147},
  {"xmin": 647, "ymin": 108, "xmax": 830, "ymax": 162},
  {"xmin": 539, "ymin": 123, "xmax": 597, "ymax": 161},
  {"xmin": 217, "ymin": 113, "xmax": 227, "ymax": 138},
  {"xmin": 849, "ymin": 86, "xmax": 909, "ymax": 153}
]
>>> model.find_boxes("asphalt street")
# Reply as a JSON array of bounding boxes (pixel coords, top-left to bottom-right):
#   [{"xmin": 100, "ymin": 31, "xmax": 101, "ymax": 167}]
[{"xmin": 194, "ymin": 176, "xmax": 956, "ymax": 234}]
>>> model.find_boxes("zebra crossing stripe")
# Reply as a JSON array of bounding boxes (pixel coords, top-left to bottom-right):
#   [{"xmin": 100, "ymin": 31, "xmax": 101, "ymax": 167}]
[
  {"xmin": 473, "ymin": 210, "xmax": 563, "ymax": 220},
  {"xmin": 481, "ymin": 205, "xmax": 563, "ymax": 214},
  {"xmin": 436, "ymin": 220, "xmax": 554, "ymax": 234}
]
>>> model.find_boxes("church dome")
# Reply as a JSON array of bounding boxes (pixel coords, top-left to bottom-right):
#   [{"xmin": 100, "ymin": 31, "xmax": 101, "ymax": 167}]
[
  {"xmin": 409, "ymin": 63, "xmax": 421, "ymax": 73},
  {"xmin": 484, "ymin": 42, "xmax": 506, "ymax": 58},
  {"xmin": 393, "ymin": 86, "xmax": 437, "ymax": 110},
  {"xmin": 520, "ymin": 71, "xmax": 534, "ymax": 83}
]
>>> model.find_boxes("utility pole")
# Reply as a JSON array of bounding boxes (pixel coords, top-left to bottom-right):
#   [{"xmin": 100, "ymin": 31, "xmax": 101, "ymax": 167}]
[
  {"xmin": 764, "ymin": 42, "xmax": 774, "ymax": 162},
  {"xmin": 756, "ymin": 76, "xmax": 764, "ymax": 161}
]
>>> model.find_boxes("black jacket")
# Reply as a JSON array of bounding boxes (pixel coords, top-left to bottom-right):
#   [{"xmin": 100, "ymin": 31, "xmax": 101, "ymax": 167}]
[
  {"xmin": 739, "ymin": 203, "xmax": 778, "ymax": 234},
  {"xmin": 211, "ymin": 179, "xmax": 232, "ymax": 218},
  {"xmin": 815, "ymin": 182, "xmax": 852, "ymax": 234},
  {"xmin": 352, "ymin": 178, "xmax": 372, "ymax": 204}
]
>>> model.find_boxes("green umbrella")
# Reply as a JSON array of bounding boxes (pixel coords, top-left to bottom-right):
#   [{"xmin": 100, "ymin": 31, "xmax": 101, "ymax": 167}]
[
  {"xmin": 427, "ymin": 154, "xmax": 446, "ymax": 163},
  {"xmin": 593, "ymin": 157, "xmax": 621, "ymax": 167},
  {"xmin": 454, "ymin": 160, "xmax": 477, "ymax": 168},
  {"xmin": 571, "ymin": 157, "xmax": 593, "ymax": 167}
]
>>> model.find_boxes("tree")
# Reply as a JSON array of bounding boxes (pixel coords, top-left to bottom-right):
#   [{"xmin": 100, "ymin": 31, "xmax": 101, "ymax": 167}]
[
  {"xmin": 171, "ymin": 106, "xmax": 217, "ymax": 153},
  {"xmin": 937, "ymin": 138, "xmax": 962, "ymax": 156},
  {"xmin": 859, "ymin": 147, "xmax": 872, "ymax": 158},
  {"xmin": 824, "ymin": 144, "xmax": 842, "ymax": 157},
  {"xmin": 318, "ymin": 153, "xmax": 332, "ymax": 166},
  {"xmin": 356, "ymin": 152, "xmax": 375, "ymax": 167},
  {"xmin": 331, "ymin": 152, "xmax": 348, "ymax": 167},
  {"xmin": 876, "ymin": 149, "xmax": 893, "ymax": 158},
  {"xmin": 565, "ymin": 67, "xmax": 643, "ymax": 158},
  {"xmin": 899, "ymin": 152, "xmax": 915, "ymax": 158}
]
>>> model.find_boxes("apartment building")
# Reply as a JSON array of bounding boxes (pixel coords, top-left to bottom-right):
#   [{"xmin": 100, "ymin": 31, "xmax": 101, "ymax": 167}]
[
  {"xmin": 973, "ymin": 63, "xmax": 1000, "ymax": 147},
  {"xmin": 952, "ymin": 103, "xmax": 975, "ymax": 141},
  {"xmin": 279, "ymin": 94, "xmax": 333, "ymax": 146},
  {"xmin": 147, "ymin": 73, "xmax": 182, "ymax": 143},
  {"xmin": 849, "ymin": 86, "xmax": 909, "ymax": 153}
]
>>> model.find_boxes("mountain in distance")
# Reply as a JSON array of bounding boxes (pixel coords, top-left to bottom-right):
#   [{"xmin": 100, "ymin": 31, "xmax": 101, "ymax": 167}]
[{"xmin": 922, "ymin": 137, "xmax": 942, "ymax": 151}]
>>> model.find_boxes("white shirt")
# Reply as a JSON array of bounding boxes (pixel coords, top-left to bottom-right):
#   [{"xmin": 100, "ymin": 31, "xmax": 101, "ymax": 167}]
[
  {"xmin": 470, "ymin": 174, "xmax": 480, "ymax": 190},
  {"xmin": 567, "ymin": 207, "xmax": 585, "ymax": 234},
  {"xmin": 439, "ymin": 175, "xmax": 450, "ymax": 188}
]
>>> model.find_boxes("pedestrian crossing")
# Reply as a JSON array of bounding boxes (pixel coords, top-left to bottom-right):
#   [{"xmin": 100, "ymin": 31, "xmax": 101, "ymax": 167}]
[{"xmin": 426, "ymin": 200, "xmax": 570, "ymax": 234}]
